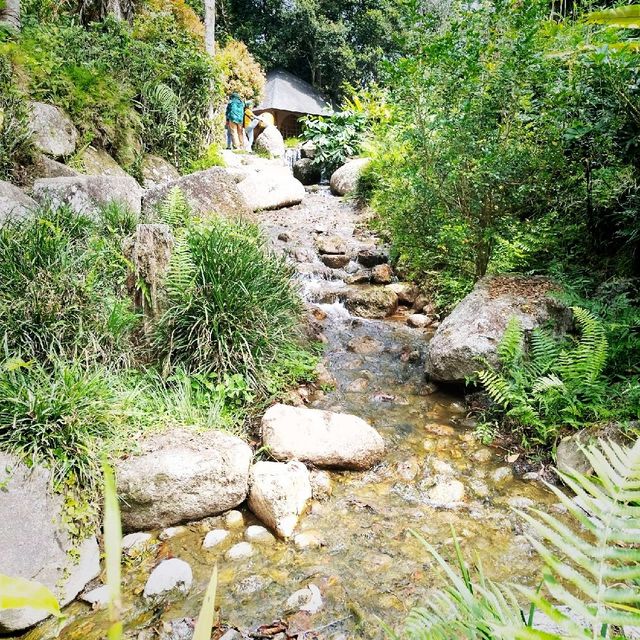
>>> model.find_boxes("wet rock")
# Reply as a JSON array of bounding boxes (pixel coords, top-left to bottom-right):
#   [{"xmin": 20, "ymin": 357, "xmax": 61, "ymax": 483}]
[
  {"xmin": 159, "ymin": 618, "xmax": 195, "ymax": 640},
  {"xmin": 344, "ymin": 287, "xmax": 398, "ymax": 319},
  {"xmin": 33, "ymin": 175, "xmax": 143, "ymax": 217},
  {"xmin": 285, "ymin": 584, "xmax": 324, "ymax": 614},
  {"xmin": 141, "ymin": 154, "xmax": 181, "ymax": 189},
  {"xmin": 80, "ymin": 585, "xmax": 110, "ymax": 608},
  {"xmin": 472, "ymin": 449, "xmax": 493, "ymax": 463},
  {"xmin": 330, "ymin": 158, "xmax": 371, "ymax": 196},
  {"xmin": 347, "ymin": 377, "xmax": 369, "ymax": 392},
  {"xmin": 159, "ymin": 526, "xmax": 187, "ymax": 540},
  {"xmin": 469, "ymin": 479, "xmax": 490, "ymax": 498},
  {"xmin": 313, "ymin": 361, "xmax": 335, "ymax": 388},
  {"xmin": 431, "ymin": 459, "xmax": 455, "ymax": 475},
  {"xmin": 425, "ymin": 276, "xmax": 571, "ymax": 383},
  {"xmin": 371, "ymin": 263, "xmax": 394, "ymax": 285},
  {"xmin": 397, "ymin": 457, "xmax": 421, "ymax": 482},
  {"xmin": 143, "ymin": 167, "xmax": 251, "ymax": 219},
  {"xmin": 321, "ymin": 253, "xmax": 350, "ymax": 269},
  {"xmin": 386, "ymin": 282, "xmax": 419, "ymax": 305},
  {"xmin": 248, "ymin": 461, "xmax": 311, "ymax": 539},
  {"xmin": 491, "ymin": 466, "xmax": 513, "ymax": 487},
  {"xmin": 316, "ymin": 234, "xmax": 347, "ymax": 255},
  {"xmin": 278, "ymin": 232, "xmax": 290, "ymax": 242},
  {"xmin": 79, "ymin": 146, "xmax": 130, "ymax": 178},
  {"xmin": 203, "ymin": 529, "xmax": 229, "ymax": 548},
  {"xmin": 357, "ymin": 247, "xmax": 388, "ymax": 268},
  {"xmin": 345, "ymin": 271, "xmax": 371, "ymax": 285},
  {"xmin": 293, "ymin": 531, "xmax": 324, "ymax": 550},
  {"xmin": 225, "ymin": 510, "xmax": 244, "ymax": 528},
  {"xmin": 0, "ymin": 452, "xmax": 100, "ymax": 633},
  {"xmin": 347, "ymin": 335, "xmax": 383, "ymax": 354},
  {"xmin": 424, "ymin": 423, "xmax": 456, "ymax": 437},
  {"xmin": 237, "ymin": 167, "xmax": 305, "ymax": 211},
  {"xmin": 522, "ymin": 471, "xmax": 540, "ymax": 481},
  {"xmin": 245, "ymin": 525, "xmax": 276, "ymax": 545},
  {"xmin": 293, "ymin": 157, "xmax": 321, "ymax": 185},
  {"xmin": 122, "ymin": 532, "xmax": 152, "ymax": 556},
  {"xmin": 407, "ymin": 314, "xmax": 432, "ymax": 329},
  {"xmin": 0, "ymin": 180, "xmax": 37, "ymax": 223},
  {"xmin": 293, "ymin": 247, "xmax": 315, "ymax": 263},
  {"xmin": 254, "ymin": 125, "xmax": 285, "ymax": 158},
  {"xmin": 234, "ymin": 575, "xmax": 270, "ymax": 596},
  {"xmin": 300, "ymin": 140, "xmax": 317, "ymax": 160},
  {"xmin": 143, "ymin": 559, "xmax": 193, "ymax": 599},
  {"xmin": 225, "ymin": 541, "xmax": 254, "ymax": 561},
  {"xmin": 28, "ymin": 101, "xmax": 78, "ymax": 158},
  {"xmin": 116, "ymin": 428, "xmax": 252, "ymax": 531},
  {"xmin": 426, "ymin": 479, "xmax": 465, "ymax": 507},
  {"xmin": 309, "ymin": 470, "xmax": 333, "ymax": 500},
  {"xmin": 262, "ymin": 403, "xmax": 385, "ymax": 470}
]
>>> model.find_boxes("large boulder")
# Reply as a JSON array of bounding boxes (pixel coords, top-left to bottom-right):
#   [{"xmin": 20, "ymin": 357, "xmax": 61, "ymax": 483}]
[
  {"xmin": 344, "ymin": 286, "xmax": 399, "ymax": 319},
  {"xmin": 29, "ymin": 155, "xmax": 81, "ymax": 181},
  {"xmin": 330, "ymin": 158, "xmax": 371, "ymax": 196},
  {"xmin": 293, "ymin": 158, "xmax": 321, "ymax": 186},
  {"xmin": 300, "ymin": 141, "xmax": 317, "ymax": 160},
  {"xmin": 0, "ymin": 180, "xmax": 37, "ymax": 222},
  {"xmin": 425, "ymin": 276, "xmax": 572, "ymax": 383},
  {"xmin": 28, "ymin": 102, "xmax": 79, "ymax": 158},
  {"xmin": 248, "ymin": 461, "xmax": 312, "ymax": 539},
  {"xmin": 141, "ymin": 154, "xmax": 181, "ymax": 189},
  {"xmin": 143, "ymin": 167, "xmax": 251, "ymax": 219},
  {"xmin": 79, "ymin": 146, "xmax": 130, "ymax": 178},
  {"xmin": 32, "ymin": 175, "xmax": 143, "ymax": 217},
  {"xmin": 115, "ymin": 428, "xmax": 253, "ymax": 531},
  {"xmin": 254, "ymin": 125, "xmax": 285, "ymax": 158},
  {"xmin": 261, "ymin": 403, "xmax": 385, "ymax": 470},
  {"xmin": 237, "ymin": 167, "xmax": 305, "ymax": 211},
  {"xmin": 0, "ymin": 453, "xmax": 100, "ymax": 633}
]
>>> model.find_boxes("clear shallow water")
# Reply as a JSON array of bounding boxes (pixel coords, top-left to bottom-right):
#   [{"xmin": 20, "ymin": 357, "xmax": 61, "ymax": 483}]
[{"xmin": 19, "ymin": 189, "xmax": 561, "ymax": 640}]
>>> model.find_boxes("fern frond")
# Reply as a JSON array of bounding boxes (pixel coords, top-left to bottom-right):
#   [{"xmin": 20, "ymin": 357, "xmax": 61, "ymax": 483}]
[
  {"xmin": 529, "ymin": 329, "xmax": 561, "ymax": 375},
  {"xmin": 157, "ymin": 187, "xmax": 193, "ymax": 229},
  {"xmin": 498, "ymin": 316, "xmax": 526, "ymax": 368},
  {"xmin": 142, "ymin": 81, "xmax": 179, "ymax": 125},
  {"xmin": 165, "ymin": 234, "xmax": 197, "ymax": 300}
]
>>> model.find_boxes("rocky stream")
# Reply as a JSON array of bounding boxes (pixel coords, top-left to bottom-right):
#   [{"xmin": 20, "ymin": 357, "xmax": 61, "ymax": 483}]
[{"xmin": 14, "ymin": 186, "xmax": 564, "ymax": 640}]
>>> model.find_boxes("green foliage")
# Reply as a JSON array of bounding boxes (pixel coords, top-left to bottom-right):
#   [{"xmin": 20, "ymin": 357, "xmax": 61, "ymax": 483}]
[
  {"xmin": 587, "ymin": 5, "xmax": 640, "ymax": 29},
  {"xmin": 0, "ymin": 357, "xmax": 126, "ymax": 491},
  {"xmin": 187, "ymin": 143, "xmax": 225, "ymax": 174},
  {"xmin": 0, "ymin": 203, "xmax": 139, "ymax": 366},
  {"xmin": 0, "ymin": 575, "xmax": 60, "ymax": 616},
  {"xmin": 395, "ymin": 438, "xmax": 640, "ymax": 639},
  {"xmin": 477, "ymin": 308, "xmax": 638, "ymax": 448},
  {"xmin": 301, "ymin": 109, "xmax": 368, "ymax": 174},
  {"xmin": 153, "ymin": 210, "xmax": 305, "ymax": 387}
]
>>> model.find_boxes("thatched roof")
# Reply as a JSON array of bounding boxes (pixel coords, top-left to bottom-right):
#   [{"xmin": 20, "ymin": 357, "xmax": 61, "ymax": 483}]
[{"xmin": 255, "ymin": 69, "xmax": 331, "ymax": 116}]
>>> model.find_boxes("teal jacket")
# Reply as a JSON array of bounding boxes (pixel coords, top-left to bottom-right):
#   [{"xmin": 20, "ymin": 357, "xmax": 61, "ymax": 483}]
[{"xmin": 226, "ymin": 94, "xmax": 245, "ymax": 124}]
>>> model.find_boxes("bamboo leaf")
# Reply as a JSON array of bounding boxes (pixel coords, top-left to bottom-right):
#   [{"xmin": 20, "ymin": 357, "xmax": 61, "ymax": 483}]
[{"xmin": 0, "ymin": 575, "xmax": 59, "ymax": 615}]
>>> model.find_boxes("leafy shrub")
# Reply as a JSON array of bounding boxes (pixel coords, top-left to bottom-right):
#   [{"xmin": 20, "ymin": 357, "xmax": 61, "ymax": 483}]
[
  {"xmin": 216, "ymin": 39, "xmax": 265, "ymax": 103},
  {"xmin": 394, "ymin": 438, "xmax": 640, "ymax": 639},
  {"xmin": 301, "ymin": 109, "xmax": 368, "ymax": 175},
  {"xmin": 0, "ymin": 357, "xmax": 125, "ymax": 490},
  {"xmin": 187, "ymin": 143, "xmax": 225, "ymax": 173},
  {"xmin": 153, "ymin": 208, "xmax": 304, "ymax": 386},
  {"xmin": 0, "ymin": 203, "xmax": 139, "ymax": 365},
  {"xmin": 477, "ymin": 307, "xmax": 638, "ymax": 447}
]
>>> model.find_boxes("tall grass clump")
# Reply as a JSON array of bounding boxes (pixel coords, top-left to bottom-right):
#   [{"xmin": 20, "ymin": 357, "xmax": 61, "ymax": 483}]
[
  {"xmin": 0, "ymin": 203, "xmax": 139, "ymax": 366},
  {"xmin": 153, "ymin": 216, "xmax": 304, "ymax": 386}
]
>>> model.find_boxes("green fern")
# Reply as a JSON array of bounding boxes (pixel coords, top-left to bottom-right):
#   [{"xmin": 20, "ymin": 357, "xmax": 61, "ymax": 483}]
[
  {"xmin": 157, "ymin": 187, "xmax": 192, "ymax": 229},
  {"xmin": 497, "ymin": 316, "xmax": 526, "ymax": 368},
  {"xmin": 141, "ymin": 81, "xmax": 179, "ymax": 126},
  {"xmin": 393, "ymin": 439, "xmax": 640, "ymax": 640}
]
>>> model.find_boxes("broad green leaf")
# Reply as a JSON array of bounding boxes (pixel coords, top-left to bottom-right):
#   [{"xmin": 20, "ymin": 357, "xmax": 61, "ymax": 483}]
[
  {"xmin": 103, "ymin": 463, "xmax": 122, "ymax": 640},
  {"xmin": 587, "ymin": 5, "xmax": 640, "ymax": 29},
  {"xmin": 193, "ymin": 565, "xmax": 218, "ymax": 640},
  {"xmin": 0, "ymin": 575, "xmax": 59, "ymax": 615}
]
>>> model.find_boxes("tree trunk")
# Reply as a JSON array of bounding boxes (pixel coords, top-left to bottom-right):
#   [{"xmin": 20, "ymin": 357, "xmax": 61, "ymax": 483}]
[
  {"xmin": 204, "ymin": 0, "xmax": 215, "ymax": 56},
  {"xmin": 1, "ymin": 0, "xmax": 20, "ymax": 30}
]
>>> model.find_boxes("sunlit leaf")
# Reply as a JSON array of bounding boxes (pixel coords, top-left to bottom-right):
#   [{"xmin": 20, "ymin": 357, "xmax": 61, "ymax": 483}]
[{"xmin": 0, "ymin": 575, "xmax": 59, "ymax": 615}]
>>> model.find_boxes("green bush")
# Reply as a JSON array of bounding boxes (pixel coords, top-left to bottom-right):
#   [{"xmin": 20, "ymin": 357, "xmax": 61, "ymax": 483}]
[
  {"xmin": 0, "ymin": 203, "xmax": 139, "ymax": 366},
  {"xmin": 153, "ymin": 214, "xmax": 304, "ymax": 387},
  {"xmin": 187, "ymin": 143, "xmax": 225, "ymax": 174}
]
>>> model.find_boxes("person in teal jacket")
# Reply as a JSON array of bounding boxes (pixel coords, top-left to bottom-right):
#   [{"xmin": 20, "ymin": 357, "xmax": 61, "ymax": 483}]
[{"xmin": 225, "ymin": 92, "xmax": 245, "ymax": 150}]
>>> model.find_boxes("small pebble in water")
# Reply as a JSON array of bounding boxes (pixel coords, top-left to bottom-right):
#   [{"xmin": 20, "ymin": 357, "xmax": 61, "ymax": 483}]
[
  {"xmin": 203, "ymin": 529, "xmax": 229, "ymax": 549},
  {"xmin": 245, "ymin": 525, "xmax": 276, "ymax": 545},
  {"xmin": 225, "ymin": 510, "xmax": 244, "ymax": 528},
  {"xmin": 225, "ymin": 542, "xmax": 254, "ymax": 561}
]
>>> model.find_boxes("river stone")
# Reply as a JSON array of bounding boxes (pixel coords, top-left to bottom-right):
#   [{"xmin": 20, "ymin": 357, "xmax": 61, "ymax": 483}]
[
  {"xmin": 316, "ymin": 234, "xmax": 346, "ymax": 255},
  {"xmin": 237, "ymin": 166, "xmax": 305, "ymax": 211},
  {"xmin": 321, "ymin": 253, "xmax": 350, "ymax": 269},
  {"xmin": 115, "ymin": 428, "xmax": 252, "ymax": 531},
  {"xmin": 293, "ymin": 531, "xmax": 324, "ymax": 550},
  {"xmin": 344, "ymin": 287, "xmax": 398, "ymax": 319},
  {"xmin": 159, "ymin": 526, "xmax": 187, "ymax": 540},
  {"xmin": 225, "ymin": 510, "xmax": 245, "ymax": 528},
  {"xmin": 285, "ymin": 584, "xmax": 323, "ymax": 614},
  {"xmin": 254, "ymin": 125, "xmax": 286, "ymax": 158},
  {"xmin": 407, "ymin": 314, "xmax": 431, "ymax": 329},
  {"xmin": 143, "ymin": 167, "xmax": 251, "ymax": 219},
  {"xmin": 79, "ymin": 146, "xmax": 130, "ymax": 178},
  {"xmin": 0, "ymin": 180, "xmax": 37, "ymax": 222},
  {"xmin": 357, "ymin": 247, "xmax": 388, "ymax": 268},
  {"xmin": 309, "ymin": 470, "xmax": 332, "ymax": 500},
  {"xmin": 300, "ymin": 141, "xmax": 317, "ymax": 160},
  {"xmin": 28, "ymin": 102, "xmax": 79, "ymax": 158},
  {"xmin": 261, "ymin": 403, "xmax": 385, "ymax": 470},
  {"xmin": 248, "ymin": 461, "xmax": 312, "ymax": 539},
  {"xmin": 386, "ymin": 282, "xmax": 419, "ymax": 305},
  {"xmin": 426, "ymin": 478, "xmax": 465, "ymax": 507},
  {"xmin": 30, "ymin": 155, "xmax": 81, "ymax": 180},
  {"xmin": 0, "ymin": 452, "xmax": 100, "ymax": 633},
  {"xmin": 425, "ymin": 276, "xmax": 572, "ymax": 383},
  {"xmin": 141, "ymin": 154, "xmax": 181, "ymax": 189},
  {"xmin": 80, "ymin": 585, "xmax": 110, "ymax": 607},
  {"xmin": 244, "ymin": 525, "xmax": 276, "ymax": 544},
  {"xmin": 203, "ymin": 529, "xmax": 229, "ymax": 549},
  {"xmin": 372, "ymin": 263, "xmax": 394, "ymax": 285},
  {"xmin": 122, "ymin": 532, "xmax": 152, "ymax": 556},
  {"xmin": 293, "ymin": 157, "xmax": 321, "ymax": 186},
  {"xmin": 143, "ymin": 559, "xmax": 193, "ymax": 599},
  {"xmin": 225, "ymin": 541, "xmax": 254, "ymax": 561},
  {"xmin": 330, "ymin": 158, "xmax": 371, "ymax": 196},
  {"xmin": 32, "ymin": 175, "xmax": 142, "ymax": 217},
  {"xmin": 491, "ymin": 466, "xmax": 513, "ymax": 487},
  {"xmin": 347, "ymin": 335, "xmax": 384, "ymax": 354}
]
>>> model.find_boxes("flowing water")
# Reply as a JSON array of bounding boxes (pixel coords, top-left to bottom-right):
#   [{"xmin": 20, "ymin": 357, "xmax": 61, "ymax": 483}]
[{"xmin": 19, "ymin": 188, "xmax": 562, "ymax": 640}]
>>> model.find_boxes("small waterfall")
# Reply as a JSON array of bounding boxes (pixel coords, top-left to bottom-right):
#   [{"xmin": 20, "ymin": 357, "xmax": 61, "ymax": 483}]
[{"xmin": 284, "ymin": 147, "xmax": 302, "ymax": 171}]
